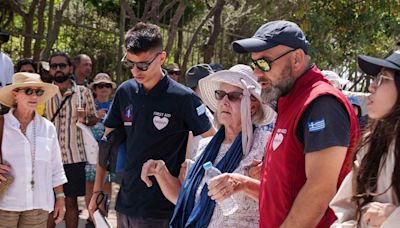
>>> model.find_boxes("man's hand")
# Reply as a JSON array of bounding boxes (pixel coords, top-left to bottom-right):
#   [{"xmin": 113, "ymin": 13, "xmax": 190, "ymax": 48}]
[
  {"xmin": 53, "ymin": 198, "xmax": 66, "ymax": 224},
  {"xmin": 207, "ymin": 173, "xmax": 243, "ymax": 202},
  {"xmin": 141, "ymin": 159, "xmax": 167, "ymax": 187},
  {"xmin": 248, "ymin": 159, "xmax": 262, "ymax": 180},
  {"xmin": 362, "ymin": 202, "xmax": 397, "ymax": 227}
]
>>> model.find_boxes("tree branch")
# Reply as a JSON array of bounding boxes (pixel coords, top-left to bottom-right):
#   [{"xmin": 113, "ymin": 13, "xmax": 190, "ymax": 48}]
[{"xmin": 6, "ymin": 0, "xmax": 26, "ymax": 16}]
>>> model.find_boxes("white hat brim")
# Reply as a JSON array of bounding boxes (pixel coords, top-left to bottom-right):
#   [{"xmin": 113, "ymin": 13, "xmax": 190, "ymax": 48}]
[
  {"xmin": 199, "ymin": 70, "xmax": 275, "ymax": 124},
  {"xmin": 0, "ymin": 82, "xmax": 59, "ymax": 107}
]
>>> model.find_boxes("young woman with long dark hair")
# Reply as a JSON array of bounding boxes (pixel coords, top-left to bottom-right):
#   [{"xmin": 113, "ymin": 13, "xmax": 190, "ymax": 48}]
[{"xmin": 331, "ymin": 51, "xmax": 400, "ymax": 227}]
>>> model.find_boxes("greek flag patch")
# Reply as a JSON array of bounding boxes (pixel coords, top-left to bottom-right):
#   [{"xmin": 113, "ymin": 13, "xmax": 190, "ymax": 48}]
[
  {"xmin": 196, "ymin": 104, "xmax": 206, "ymax": 116},
  {"xmin": 308, "ymin": 119, "xmax": 326, "ymax": 132}
]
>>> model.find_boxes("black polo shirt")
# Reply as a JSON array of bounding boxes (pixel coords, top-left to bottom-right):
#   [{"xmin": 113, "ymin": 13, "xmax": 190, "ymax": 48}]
[{"xmin": 104, "ymin": 75, "xmax": 211, "ymax": 219}]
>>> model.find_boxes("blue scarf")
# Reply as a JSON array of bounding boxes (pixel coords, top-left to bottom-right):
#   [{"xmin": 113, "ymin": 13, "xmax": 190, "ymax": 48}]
[{"xmin": 169, "ymin": 126, "xmax": 244, "ymax": 228}]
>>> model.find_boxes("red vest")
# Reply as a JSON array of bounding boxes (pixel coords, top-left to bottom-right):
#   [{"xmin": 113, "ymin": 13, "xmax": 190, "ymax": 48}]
[{"xmin": 259, "ymin": 66, "xmax": 360, "ymax": 228}]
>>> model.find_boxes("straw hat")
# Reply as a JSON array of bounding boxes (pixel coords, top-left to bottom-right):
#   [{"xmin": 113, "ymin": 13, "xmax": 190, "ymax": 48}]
[
  {"xmin": 199, "ymin": 64, "xmax": 276, "ymax": 155},
  {"xmin": 0, "ymin": 72, "xmax": 59, "ymax": 107},
  {"xmin": 89, "ymin": 73, "xmax": 116, "ymax": 89}
]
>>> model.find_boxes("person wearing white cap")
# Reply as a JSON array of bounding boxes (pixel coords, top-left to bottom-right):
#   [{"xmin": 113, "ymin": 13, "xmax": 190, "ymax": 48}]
[
  {"xmin": 0, "ymin": 72, "xmax": 67, "ymax": 227},
  {"xmin": 330, "ymin": 50, "xmax": 400, "ymax": 227},
  {"xmin": 140, "ymin": 64, "xmax": 276, "ymax": 227},
  {"xmin": 321, "ymin": 70, "xmax": 350, "ymax": 90}
]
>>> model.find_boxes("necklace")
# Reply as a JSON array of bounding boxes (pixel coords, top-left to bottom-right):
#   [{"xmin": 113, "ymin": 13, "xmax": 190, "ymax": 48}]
[{"xmin": 22, "ymin": 118, "xmax": 36, "ymax": 190}]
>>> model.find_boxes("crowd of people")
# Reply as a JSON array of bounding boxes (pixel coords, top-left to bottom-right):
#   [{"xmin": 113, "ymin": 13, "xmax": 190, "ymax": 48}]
[{"xmin": 0, "ymin": 18, "xmax": 399, "ymax": 228}]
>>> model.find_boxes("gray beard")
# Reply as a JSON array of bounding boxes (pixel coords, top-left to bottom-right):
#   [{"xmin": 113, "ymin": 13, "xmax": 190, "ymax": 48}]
[{"xmin": 261, "ymin": 87, "xmax": 278, "ymax": 110}]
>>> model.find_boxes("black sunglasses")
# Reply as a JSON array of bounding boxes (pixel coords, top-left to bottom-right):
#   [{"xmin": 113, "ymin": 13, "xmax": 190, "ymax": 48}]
[
  {"xmin": 49, "ymin": 63, "xmax": 68, "ymax": 70},
  {"xmin": 250, "ymin": 49, "xmax": 296, "ymax": 72},
  {"xmin": 168, "ymin": 70, "xmax": 181, "ymax": 75},
  {"xmin": 215, "ymin": 90, "xmax": 243, "ymax": 102},
  {"xmin": 121, "ymin": 52, "xmax": 161, "ymax": 71},
  {"xmin": 16, "ymin": 88, "xmax": 45, "ymax": 96},
  {"xmin": 94, "ymin": 83, "xmax": 112, "ymax": 89}
]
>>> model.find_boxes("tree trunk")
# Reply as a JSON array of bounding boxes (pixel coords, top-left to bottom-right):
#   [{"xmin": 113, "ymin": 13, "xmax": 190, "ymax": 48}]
[
  {"xmin": 120, "ymin": 0, "xmax": 137, "ymax": 26},
  {"xmin": 33, "ymin": 0, "xmax": 46, "ymax": 61},
  {"xmin": 202, "ymin": 0, "xmax": 225, "ymax": 63},
  {"xmin": 181, "ymin": 2, "xmax": 220, "ymax": 70},
  {"xmin": 41, "ymin": 0, "xmax": 71, "ymax": 60},
  {"xmin": 165, "ymin": 0, "xmax": 186, "ymax": 54},
  {"xmin": 174, "ymin": 29, "xmax": 183, "ymax": 64}
]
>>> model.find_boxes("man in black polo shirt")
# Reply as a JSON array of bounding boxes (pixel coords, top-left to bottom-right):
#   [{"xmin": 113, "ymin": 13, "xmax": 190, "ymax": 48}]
[{"xmin": 89, "ymin": 22, "xmax": 214, "ymax": 227}]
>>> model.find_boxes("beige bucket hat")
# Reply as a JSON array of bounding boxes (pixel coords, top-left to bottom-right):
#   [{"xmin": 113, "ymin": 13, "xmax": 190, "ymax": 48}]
[{"xmin": 0, "ymin": 72, "xmax": 59, "ymax": 107}]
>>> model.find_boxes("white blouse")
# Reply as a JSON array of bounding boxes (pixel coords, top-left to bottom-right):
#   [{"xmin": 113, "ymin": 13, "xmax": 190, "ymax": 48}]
[
  {"xmin": 0, "ymin": 110, "xmax": 67, "ymax": 212},
  {"xmin": 191, "ymin": 126, "xmax": 272, "ymax": 228}
]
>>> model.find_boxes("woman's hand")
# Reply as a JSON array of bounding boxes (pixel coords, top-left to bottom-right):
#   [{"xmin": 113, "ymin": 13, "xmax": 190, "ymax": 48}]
[
  {"xmin": 141, "ymin": 159, "xmax": 167, "ymax": 187},
  {"xmin": 207, "ymin": 173, "xmax": 244, "ymax": 202},
  {"xmin": 0, "ymin": 164, "xmax": 11, "ymax": 181},
  {"xmin": 362, "ymin": 202, "xmax": 397, "ymax": 227},
  {"xmin": 97, "ymin": 109, "xmax": 108, "ymax": 119},
  {"xmin": 53, "ymin": 197, "xmax": 66, "ymax": 224},
  {"xmin": 248, "ymin": 159, "xmax": 262, "ymax": 180}
]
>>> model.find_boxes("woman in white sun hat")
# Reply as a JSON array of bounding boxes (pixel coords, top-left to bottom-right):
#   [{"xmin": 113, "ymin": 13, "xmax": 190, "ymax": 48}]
[
  {"xmin": 141, "ymin": 64, "xmax": 276, "ymax": 227},
  {"xmin": 0, "ymin": 72, "xmax": 67, "ymax": 227}
]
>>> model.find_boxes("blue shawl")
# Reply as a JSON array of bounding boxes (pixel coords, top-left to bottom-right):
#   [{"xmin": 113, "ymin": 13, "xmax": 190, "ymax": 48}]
[{"xmin": 169, "ymin": 126, "xmax": 244, "ymax": 228}]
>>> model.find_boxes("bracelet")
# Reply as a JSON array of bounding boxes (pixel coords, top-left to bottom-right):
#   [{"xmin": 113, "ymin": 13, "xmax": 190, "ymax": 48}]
[{"xmin": 55, "ymin": 193, "xmax": 66, "ymax": 198}]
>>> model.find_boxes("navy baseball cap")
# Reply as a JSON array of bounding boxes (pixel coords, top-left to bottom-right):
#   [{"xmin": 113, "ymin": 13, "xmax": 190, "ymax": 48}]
[
  {"xmin": 232, "ymin": 20, "xmax": 309, "ymax": 54},
  {"xmin": 185, "ymin": 63, "xmax": 223, "ymax": 88},
  {"xmin": 358, "ymin": 50, "xmax": 400, "ymax": 76}
]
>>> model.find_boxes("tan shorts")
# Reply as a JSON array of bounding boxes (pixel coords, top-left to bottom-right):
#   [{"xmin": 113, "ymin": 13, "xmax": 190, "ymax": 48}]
[{"xmin": 0, "ymin": 209, "xmax": 48, "ymax": 228}]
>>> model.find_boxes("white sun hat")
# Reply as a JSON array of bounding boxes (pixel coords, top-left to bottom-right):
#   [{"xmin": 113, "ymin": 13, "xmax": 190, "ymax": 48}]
[
  {"xmin": 199, "ymin": 64, "xmax": 276, "ymax": 155},
  {"xmin": 0, "ymin": 72, "xmax": 59, "ymax": 107},
  {"xmin": 321, "ymin": 70, "xmax": 349, "ymax": 89}
]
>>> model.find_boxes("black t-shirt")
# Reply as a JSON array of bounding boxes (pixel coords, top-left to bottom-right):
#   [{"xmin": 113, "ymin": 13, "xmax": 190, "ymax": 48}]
[
  {"xmin": 296, "ymin": 95, "xmax": 350, "ymax": 153},
  {"xmin": 104, "ymin": 76, "xmax": 211, "ymax": 218}
]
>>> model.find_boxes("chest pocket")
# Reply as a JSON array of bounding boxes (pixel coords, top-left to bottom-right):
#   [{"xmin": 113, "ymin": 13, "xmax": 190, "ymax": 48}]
[{"xmin": 35, "ymin": 137, "xmax": 53, "ymax": 162}]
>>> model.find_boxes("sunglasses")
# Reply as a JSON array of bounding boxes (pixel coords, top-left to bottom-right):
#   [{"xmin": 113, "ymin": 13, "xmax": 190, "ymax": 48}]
[
  {"xmin": 16, "ymin": 88, "xmax": 45, "ymax": 96},
  {"xmin": 121, "ymin": 52, "xmax": 161, "ymax": 71},
  {"xmin": 250, "ymin": 49, "xmax": 296, "ymax": 72},
  {"xmin": 49, "ymin": 63, "xmax": 68, "ymax": 70},
  {"xmin": 94, "ymin": 83, "xmax": 112, "ymax": 89},
  {"xmin": 168, "ymin": 70, "xmax": 181, "ymax": 75}
]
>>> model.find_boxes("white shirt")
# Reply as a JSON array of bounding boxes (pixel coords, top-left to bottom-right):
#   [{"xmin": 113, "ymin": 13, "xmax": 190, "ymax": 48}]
[
  {"xmin": 0, "ymin": 52, "xmax": 13, "ymax": 87},
  {"xmin": 0, "ymin": 110, "xmax": 67, "ymax": 212}
]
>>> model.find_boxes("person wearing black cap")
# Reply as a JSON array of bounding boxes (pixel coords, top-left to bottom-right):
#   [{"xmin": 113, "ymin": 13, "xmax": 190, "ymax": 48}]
[
  {"xmin": 330, "ymin": 51, "xmax": 400, "ymax": 228},
  {"xmin": 0, "ymin": 28, "xmax": 13, "ymax": 89},
  {"xmin": 232, "ymin": 20, "xmax": 360, "ymax": 228},
  {"xmin": 185, "ymin": 63, "xmax": 222, "ymax": 159}
]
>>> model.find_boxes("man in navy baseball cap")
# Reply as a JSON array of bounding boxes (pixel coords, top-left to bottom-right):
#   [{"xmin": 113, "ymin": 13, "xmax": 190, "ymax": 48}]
[
  {"xmin": 233, "ymin": 20, "xmax": 309, "ymax": 54},
  {"xmin": 233, "ymin": 20, "xmax": 360, "ymax": 228}
]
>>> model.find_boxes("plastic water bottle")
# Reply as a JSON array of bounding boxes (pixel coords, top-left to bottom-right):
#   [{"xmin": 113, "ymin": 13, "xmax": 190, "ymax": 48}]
[{"xmin": 203, "ymin": 161, "xmax": 238, "ymax": 216}]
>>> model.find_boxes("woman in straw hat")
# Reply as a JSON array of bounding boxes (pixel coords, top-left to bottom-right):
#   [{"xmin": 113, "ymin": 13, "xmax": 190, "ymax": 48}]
[
  {"xmin": 85, "ymin": 73, "xmax": 116, "ymax": 227},
  {"xmin": 141, "ymin": 64, "xmax": 276, "ymax": 227},
  {"xmin": 330, "ymin": 50, "xmax": 400, "ymax": 227},
  {"xmin": 0, "ymin": 72, "xmax": 67, "ymax": 227}
]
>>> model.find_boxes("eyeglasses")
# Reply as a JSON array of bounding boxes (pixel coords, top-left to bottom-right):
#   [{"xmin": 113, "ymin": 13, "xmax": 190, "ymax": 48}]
[
  {"xmin": 215, "ymin": 90, "xmax": 258, "ymax": 102},
  {"xmin": 121, "ymin": 52, "xmax": 161, "ymax": 71},
  {"xmin": 250, "ymin": 49, "xmax": 296, "ymax": 72},
  {"xmin": 94, "ymin": 83, "xmax": 112, "ymax": 89},
  {"xmin": 49, "ymin": 63, "xmax": 68, "ymax": 70},
  {"xmin": 367, "ymin": 73, "xmax": 394, "ymax": 87},
  {"xmin": 15, "ymin": 88, "xmax": 45, "ymax": 96},
  {"xmin": 168, "ymin": 70, "xmax": 181, "ymax": 75}
]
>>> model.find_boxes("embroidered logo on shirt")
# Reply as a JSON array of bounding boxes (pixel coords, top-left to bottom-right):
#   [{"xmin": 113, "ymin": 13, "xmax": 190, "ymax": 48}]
[
  {"xmin": 196, "ymin": 104, "xmax": 206, "ymax": 116},
  {"xmin": 123, "ymin": 105, "xmax": 134, "ymax": 126},
  {"xmin": 272, "ymin": 128, "xmax": 286, "ymax": 151},
  {"xmin": 308, "ymin": 119, "xmax": 326, "ymax": 132},
  {"xmin": 153, "ymin": 111, "xmax": 171, "ymax": 130}
]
